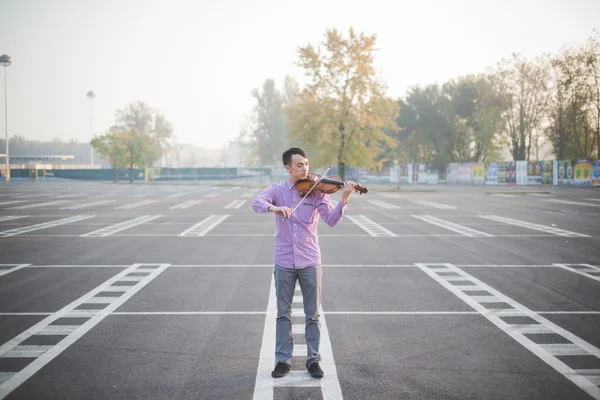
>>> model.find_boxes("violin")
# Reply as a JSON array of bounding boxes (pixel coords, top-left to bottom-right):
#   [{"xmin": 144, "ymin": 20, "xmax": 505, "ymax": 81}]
[{"xmin": 295, "ymin": 173, "xmax": 368, "ymax": 195}]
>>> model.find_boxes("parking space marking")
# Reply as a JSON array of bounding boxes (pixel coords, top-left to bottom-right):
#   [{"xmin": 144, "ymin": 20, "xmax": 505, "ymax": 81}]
[
  {"xmin": 553, "ymin": 264, "xmax": 600, "ymax": 283},
  {"xmin": 410, "ymin": 200, "xmax": 456, "ymax": 209},
  {"xmin": 0, "ymin": 216, "xmax": 28, "ymax": 223},
  {"xmin": 0, "ymin": 264, "xmax": 31, "ymax": 277},
  {"xmin": 412, "ymin": 215, "xmax": 493, "ymax": 237},
  {"xmin": 253, "ymin": 276, "xmax": 342, "ymax": 400},
  {"xmin": 114, "ymin": 200, "xmax": 158, "ymax": 210},
  {"xmin": 179, "ymin": 215, "xmax": 229, "ymax": 236},
  {"xmin": 0, "ymin": 263, "xmax": 170, "ymax": 399},
  {"xmin": 367, "ymin": 200, "xmax": 401, "ymax": 209},
  {"xmin": 417, "ymin": 262, "xmax": 600, "ymax": 400},
  {"xmin": 0, "ymin": 201, "xmax": 28, "ymax": 206},
  {"xmin": 6, "ymin": 200, "xmax": 66, "ymax": 210},
  {"xmin": 0, "ymin": 215, "xmax": 96, "ymax": 237},
  {"xmin": 60, "ymin": 200, "xmax": 113, "ymax": 210},
  {"xmin": 80, "ymin": 215, "xmax": 161, "ymax": 237},
  {"xmin": 346, "ymin": 215, "xmax": 397, "ymax": 237},
  {"xmin": 479, "ymin": 215, "xmax": 590, "ymax": 237},
  {"xmin": 203, "ymin": 192, "xmax": 220, "ymax": 198},
  {"xmin": 545, "ymin": 199, "xmax": 600, "ymax": 208},
  {"xmin": 169, "ymin": 200, "xmax": 203, "ymax": 210},
  {"xmin": 224, "ymin": 199, "xmax": 247, "ymax": 209}
]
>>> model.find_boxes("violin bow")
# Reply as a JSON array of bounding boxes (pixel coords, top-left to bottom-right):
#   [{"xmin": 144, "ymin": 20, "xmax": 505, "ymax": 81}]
[{"xmin": 282, "ymin": 165, "xmax": 332, "ymax": 222}]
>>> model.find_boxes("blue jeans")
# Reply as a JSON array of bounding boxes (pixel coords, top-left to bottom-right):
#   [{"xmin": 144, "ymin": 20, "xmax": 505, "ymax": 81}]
[{"xmin": 273, "ymin": 263, "xmax": 322, "ymax": 368}]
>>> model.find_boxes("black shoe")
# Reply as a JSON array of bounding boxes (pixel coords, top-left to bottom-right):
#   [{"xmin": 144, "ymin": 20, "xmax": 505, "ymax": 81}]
[
  {"xmin": 308, "ymin": 362, "xmax": 324, "ymax": 378},
  {"xmin": 271, "ymin": 362, "xmax": 291, "ymax": 378}
]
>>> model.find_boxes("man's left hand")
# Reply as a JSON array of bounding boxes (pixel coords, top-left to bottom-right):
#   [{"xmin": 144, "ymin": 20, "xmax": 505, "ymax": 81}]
[{"xmin": 341, "ymin": 180, "xmax": 355, "ymax": 203}]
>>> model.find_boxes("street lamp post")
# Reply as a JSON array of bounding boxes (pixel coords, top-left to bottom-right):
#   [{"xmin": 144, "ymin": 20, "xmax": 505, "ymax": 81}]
[
  {"xmin": 0, "ymin": 55, "xmax": 11, "ymax": 182},
  {"xmin": 86, "ymin": 90, "xmax": 95, "ymax": 166}
]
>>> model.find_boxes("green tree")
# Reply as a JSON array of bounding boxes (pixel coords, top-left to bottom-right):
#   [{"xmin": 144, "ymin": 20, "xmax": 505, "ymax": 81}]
[
  {"xmin": 251, "ymin": 79, "xmax": 286, "ymax": 165},
  {"xmin": 113, "ymin": 101, "xmax": 174, "ymax": 166},
  {"xmin": 286, "ymin": 28, "xmax": 399, "ymax": 179}
]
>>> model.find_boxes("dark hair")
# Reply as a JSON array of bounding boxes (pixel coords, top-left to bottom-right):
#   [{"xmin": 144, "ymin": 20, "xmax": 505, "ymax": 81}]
[{"xmin": 282, "ymin": 147, "xmax": 307, "ymax": 166}]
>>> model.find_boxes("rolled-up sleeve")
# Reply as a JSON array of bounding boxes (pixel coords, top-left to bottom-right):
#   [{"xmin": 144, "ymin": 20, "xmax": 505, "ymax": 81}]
[
  {"xmin": 252, "ymin": 185, "xmax": 276, "ymax": 213},
  {"xmin": 317, "ymin": 194, "xmax": 346, "ymax": 227}
]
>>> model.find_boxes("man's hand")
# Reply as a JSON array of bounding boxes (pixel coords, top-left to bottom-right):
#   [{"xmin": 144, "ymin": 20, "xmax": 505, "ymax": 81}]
[
  {"xmin": 270, "ymin": 206, "xmax": 293, "ymax": 219},
  {"xmin": 341, "ymin": 180, "xmax": 355, "ymax": 204}
]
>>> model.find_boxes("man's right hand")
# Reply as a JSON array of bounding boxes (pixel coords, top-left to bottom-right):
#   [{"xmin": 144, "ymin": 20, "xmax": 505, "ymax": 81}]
[{"xmin": 270, "ymin": 206, "xmax": 293, "ymax": 219}]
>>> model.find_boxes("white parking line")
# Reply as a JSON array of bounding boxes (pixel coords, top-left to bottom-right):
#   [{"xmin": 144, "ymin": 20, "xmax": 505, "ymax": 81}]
[
  {"xmin": 203, "ymin": 192, "xmax": 220, "ymax": 198},
  {"xmin": 170, "ymin": 200, "xmax": 203, "ymax": 210},
  {"xmin": 491, "ymin": 194, "xmax": 517, "ymax": 198},
  {"xmin": 346, "ymin": 215, "xmax": 397, "ymax": 237},
  {"xmin": 60, "ymin": 200, "xmax": 113, "ymax": 210},
  {"xmin": 7, "ymin": 200, "xmax": 65, "ymax": 209},
  {"xmin": 0, "ymin": 264, "xmax": 30, "ymax": 277},
  {"xmin": 410, "ymin": 200, "xmax": 456, "ymax": 209},
  {"xmin": 80, "ymin": 215, "xmax": 162, "ymax": 237},
  {"xmin": 0, "ymin": 263, "xmax": 170, "ymax": 399},
  {"xmin": 479, "ymin": 215, "xmax": 589, "ymax": 237},
  {"xmin": 553, "ymin": 263, "xmax": 600, "ymax": 283},
  {"xmin": 0, "ymin": 215, "xmax": 96, "ymax": 237},
  {"xmin": 412, "ymin": 215, "xmax": 493, "ymax": 237},
  {"xmin": 114, "ymin": 200, "xmax": 158, "ymax": 210},
  {"xmin": 224, "ymin": 199, "xmax": 247, "ymax": 209},
  {"xmin": 253, "ymin": 277, "xmax": 342, "ymax": 400},
  {"xmin": 179, "ymin": 215, "xmax": 229, "ymax": 236},
  {"xmin": 545, "ymin": 199, "xmax": 600, "ymax": 207},
  {"xmin": 0, "ymin": 201, "xmax": 28, "ymax": 206},
  {"xmin": 417, "ymin": 263, "xmax": 600, "ymax": 400},
  {"xmin": 0, "ymin": 216, "xmax": 28, "ymax": 223},
  {"xmin": 367, "ymin": 200, "xmax": 401, "ymax": 209}
]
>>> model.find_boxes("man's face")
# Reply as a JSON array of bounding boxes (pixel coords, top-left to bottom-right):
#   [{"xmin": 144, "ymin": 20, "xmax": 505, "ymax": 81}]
[{"xmin": 285, "ymin": 154, "xmax": 309, "ymax": 181}]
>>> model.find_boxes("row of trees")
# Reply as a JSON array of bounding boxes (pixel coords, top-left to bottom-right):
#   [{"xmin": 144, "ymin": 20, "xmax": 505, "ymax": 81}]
[{"xmin": 243, "ymin": 28, "xmax": 600, "ymax": 179}]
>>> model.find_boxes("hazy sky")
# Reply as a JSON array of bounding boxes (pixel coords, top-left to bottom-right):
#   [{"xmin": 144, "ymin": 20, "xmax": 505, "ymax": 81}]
[{"xmin": 0, "ymin": 0, "xmax": 598, "ymax": 150}]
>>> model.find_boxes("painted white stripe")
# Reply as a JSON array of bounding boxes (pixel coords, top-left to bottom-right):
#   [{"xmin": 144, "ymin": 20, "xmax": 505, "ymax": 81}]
[
  {"xmin": 165, "ymin": 192, "xmax": 185, "ymax": 198},
  {"xmin": 479, "ymin": 215, "xmax": 589, "ymax": 237},
  {"xmin": 224, "ymin": 199, "xmax": 247, "ymax": 209},
  {"xmin": 253, "ymin": 277, "xmax": 342, "ymax": 398},
  {"xmin": 179, "ymin": 215, "xmax": 229, "ymax": 236},
  {"xmin": 119, "ymin": 276, "xmax": 146, "ymax": 281},
  {"xmin": 292, "ymin": 324, "xmax": 304, "ymax": 333},
  {"xmin": 7, "ymin": 200, "xmax": 65, "ymax": 209},
  {"xmin": 367, "ymin": 200, "xmax": 401, "ymax": 209},
  {"xmin": 114, "ymin": 200, "xmax": 158, "ymax": 210},
  {"xmin": 293, "ymin": 344, "xmax": 307, "ymax": 357},
  {"xmin": 586, "ymin": 198, "xmax": 600, "ymax": 202},
  {"xmin": 411, "ymin": 200, "xmax": 456, "ymax": 209},
  {"xmin": 203, "ymin": 192, "xmax": 220, "ymax": 198},
  {"xmin": 0, "ymin": 263, "xmax": 170, "ymax": 399},
  {"xmin": 554, "ymin": 263, "xmax": 600, "ymax": 283},
  {"xmin": 0, "ymin": 215, "xmax": 95, "ymax": 237},
  {"xmin": 417, "ymin": 263, "xmax": 600, "ymax": 399},
  {"xmin": 346, "ymin": 215, "xmax": 397, "ymax": 237},
  {"xmin": 510, "ymin": 324, "xmax": 554, "ymax": 334},
  {"xmin": 242, "ymin": 191, "xmax": 257, "ymax": 198},
  {"xmin": 491, "ymin": 194, "xmax": 517, "ymax": 198},
  {"xmin": 60, "ymin": 200, "xmax": 113, "ymax": 210},
  {"xmin": 253, "ymin": 275, "xmax": 278, "ymax": 399},
  {"xmin": 224, "ymin": 186, "xmax": 241, "ymax": 192},
  {"xmin": 0, "ymin": 201, "xmax": 28, "ymax": 206},
  {"xmin": 169, "ymin": 200, "xmax": 202, "ymax": 210},
  {"xmin": 412, "ymin": 215, "xmax": 493, "ymax": 237},
  {"xmin": 293, "ymin": 296, "xmax": 303, "ymax": 303},
  {"xmin": 83, "ymin": 297, "xmax": 117, "ymax": 304},
  {"xmin": 0, "ymin": 264, "xmax": 30, "ymax": 277},
  {"xmin": 545, "ymin": 199, "xmax": 600, "ymax": 207},
  {"xmin": 528, "ymin": 193, "xmax": 553, "ymax": 197},
  {"xmin": 1, "ymin": 345, "xmax": 54, "ymax": 358},
  {"xmin": 36, "ymin": 325, "xmax": 80, "ymax": 335},
  {"xmin": 80, "ymin": 215, "xmax": 161, "ymax": 237}
]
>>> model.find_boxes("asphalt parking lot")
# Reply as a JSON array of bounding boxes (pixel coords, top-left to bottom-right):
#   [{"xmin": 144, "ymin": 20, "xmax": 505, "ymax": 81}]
[{"xmin": 0, "ymin": 181, "xmax": 599, "ymax": 400}]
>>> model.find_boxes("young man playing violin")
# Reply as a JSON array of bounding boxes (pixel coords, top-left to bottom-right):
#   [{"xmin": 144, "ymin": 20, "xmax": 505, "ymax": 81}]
[{"xmin": 252, "ymin": 147, "xmax": 356, "ymax": 379}]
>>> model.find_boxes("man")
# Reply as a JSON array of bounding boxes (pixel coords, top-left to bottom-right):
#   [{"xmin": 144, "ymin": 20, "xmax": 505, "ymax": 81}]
[{"xmin": 252, "ymin": 147, "xmax": 355, "ymax": 379}]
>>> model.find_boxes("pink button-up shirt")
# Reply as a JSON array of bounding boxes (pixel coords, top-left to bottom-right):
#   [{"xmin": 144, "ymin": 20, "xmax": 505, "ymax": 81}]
[{"xmin": 252, "ymin": 179, "xmax": 347, "ymax": 269}]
